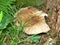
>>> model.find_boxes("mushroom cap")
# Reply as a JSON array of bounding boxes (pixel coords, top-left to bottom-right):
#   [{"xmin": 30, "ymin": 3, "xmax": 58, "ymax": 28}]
[{"xmin": 15, "ymin": 6, "xmax": 50, "ymax": 35}]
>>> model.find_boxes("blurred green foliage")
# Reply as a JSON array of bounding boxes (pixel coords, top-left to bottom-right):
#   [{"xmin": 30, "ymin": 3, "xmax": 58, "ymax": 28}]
[
  {"xmin": 0, "ymin": 0, "xmax": 16, "ymax": 29},
  {"xmin": 15, "ymin": 0, "xmax": 46, "ymax": 9},
  {"xmin": 15, "ymin": 0, "xmax": 45, "ymax": 7}
]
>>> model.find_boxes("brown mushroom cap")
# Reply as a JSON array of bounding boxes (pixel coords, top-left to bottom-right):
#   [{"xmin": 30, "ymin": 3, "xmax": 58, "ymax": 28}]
[{"xmin": 15, "ymin": 6, "xmax": 50, "ymax": 35}]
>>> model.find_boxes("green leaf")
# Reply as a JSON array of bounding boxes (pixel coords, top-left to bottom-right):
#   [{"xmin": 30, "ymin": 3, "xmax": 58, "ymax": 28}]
[
  {"xmin": 10, "ymin": 41, "xmax": 17, "ymax": 45},
  {"xmin": 29, "ymin": 35, "xmax": 41, "ymax": 43},
  {"xmin": 0, "ymin": 11, "xmax": 3, "ymax": 23},
  {"xmin": 0, "ymin": 30, "xmax": 2, "ymax": 36}
]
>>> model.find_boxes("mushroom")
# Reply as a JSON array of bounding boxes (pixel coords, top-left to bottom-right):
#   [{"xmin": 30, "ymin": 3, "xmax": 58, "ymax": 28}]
[{"xmin": 15, "ymin": 6, "xmax": 50, "ymax": 35}]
